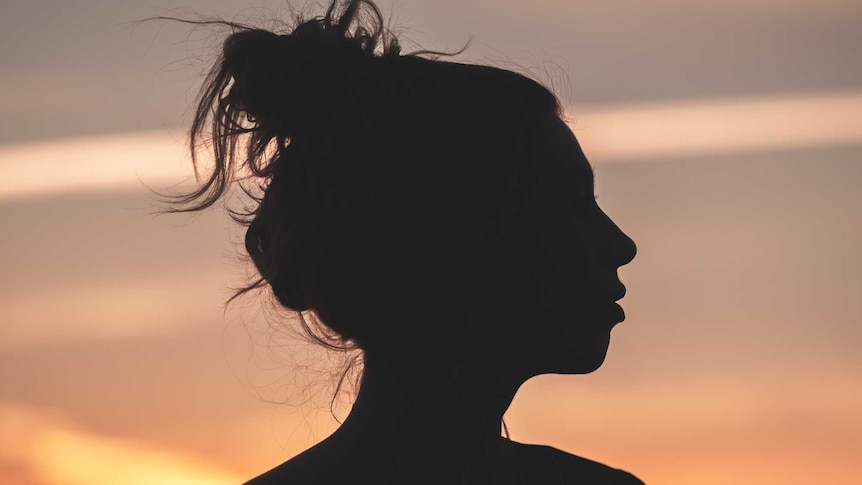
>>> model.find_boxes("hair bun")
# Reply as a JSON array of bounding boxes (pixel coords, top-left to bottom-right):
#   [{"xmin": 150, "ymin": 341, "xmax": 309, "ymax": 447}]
[{"xmin": 222, "ymin": 23, "xmax": 370, "ymax": 137}]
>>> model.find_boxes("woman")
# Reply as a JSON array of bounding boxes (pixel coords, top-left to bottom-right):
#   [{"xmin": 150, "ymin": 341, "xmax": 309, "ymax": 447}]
[{"xmin": 156, "ymin": 0, "xmax": 641, "ymax": 483}]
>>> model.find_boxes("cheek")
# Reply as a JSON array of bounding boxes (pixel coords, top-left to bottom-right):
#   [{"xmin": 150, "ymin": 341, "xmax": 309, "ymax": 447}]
[
  {"xmin": 535, "ymin": 233, "xmax": 611, "ymax": 337},
  {"xmin": 538, "ymin": 227, "xmax": 600, "ymax": 299}
]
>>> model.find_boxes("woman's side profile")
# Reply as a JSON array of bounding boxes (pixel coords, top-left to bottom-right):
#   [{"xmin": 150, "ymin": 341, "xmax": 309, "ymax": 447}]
[{"xmin": 154, "ymin": 1, "xmax": 642, "ymax": 483}]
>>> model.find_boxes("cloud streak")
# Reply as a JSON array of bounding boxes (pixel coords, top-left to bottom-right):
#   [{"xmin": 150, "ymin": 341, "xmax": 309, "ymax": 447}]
[
  {"xmin": 0, "ymin": 272, "xmax": 228, "ymax": 351},
  {"xmin": 1, "ymin": 90, "xmax": 861, "ymax": 201},
  {"xmin": 0, "ymin": 403, "xmax": 244, "ymax": 485},
  {"xmin": 569, "ymin": 90, "xmax": 862, "ymax": 162}
]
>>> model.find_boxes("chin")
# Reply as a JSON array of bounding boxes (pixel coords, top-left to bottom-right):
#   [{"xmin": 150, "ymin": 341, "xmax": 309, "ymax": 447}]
[
  {"xmin": 565, "ymin": 341, "xmax": 611, "ymax": 374},
  {"xmin": 540, "ymin": 316, "xmax": 614, "ymax": 374},
  {"xmin": 580, "ymin": 352, "xmax": 609, "ymax": 373},
  {"xmin": 531, "ymin": 352, "xmax": 607, "ymax": 378}
]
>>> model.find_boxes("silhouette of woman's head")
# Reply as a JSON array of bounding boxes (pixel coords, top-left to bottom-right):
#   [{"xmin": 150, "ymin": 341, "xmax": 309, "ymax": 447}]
[{"xmin": 156, "ymin": 0, "xmax": 636, "ymax": 406}]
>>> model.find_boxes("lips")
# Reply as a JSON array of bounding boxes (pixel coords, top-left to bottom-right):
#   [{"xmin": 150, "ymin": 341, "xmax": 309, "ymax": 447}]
[
  {"xmin": 611, "ymin": 302, "xmax": 625, "ymax": 322},
  {"xmin": 608, "ymin": 285, "xmax": 626, "ymax": 302}
]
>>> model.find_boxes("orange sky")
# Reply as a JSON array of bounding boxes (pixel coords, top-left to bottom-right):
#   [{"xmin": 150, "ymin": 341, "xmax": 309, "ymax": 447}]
[
  {"xmin": 2, "ymin": 0, "xmax": 861, "ymax": 484},
  {"xmin": 2, "ymin": 139, "xmax": 860, "ymax": 484}
]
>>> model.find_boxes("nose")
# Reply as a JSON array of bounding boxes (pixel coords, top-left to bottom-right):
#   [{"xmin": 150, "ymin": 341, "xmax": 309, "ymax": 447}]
[
  {"xmin": 617, "ymin": 231, "xmax": 637, "ymax": 267},
  {"xmin": 598, "ymin": 221, "xmax": 637, "ymax": 269}
]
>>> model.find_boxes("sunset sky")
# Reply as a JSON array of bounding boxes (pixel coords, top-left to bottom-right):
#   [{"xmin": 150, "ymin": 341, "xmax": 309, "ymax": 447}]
[{"xmin": 1, "ymin": 1, "xmax": 861, "ymax": 484}]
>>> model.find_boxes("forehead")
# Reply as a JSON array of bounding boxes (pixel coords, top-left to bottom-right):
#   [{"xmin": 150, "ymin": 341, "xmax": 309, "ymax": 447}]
[{"xmin": 531, "ymin": 113, "xmax": 594, "ymax": 188}]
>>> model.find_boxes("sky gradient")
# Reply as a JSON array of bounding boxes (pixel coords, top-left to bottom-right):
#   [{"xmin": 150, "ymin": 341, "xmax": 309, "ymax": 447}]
[{"xmin": 1, "ymin": 1, "xmax": 861, "ymax": 484}]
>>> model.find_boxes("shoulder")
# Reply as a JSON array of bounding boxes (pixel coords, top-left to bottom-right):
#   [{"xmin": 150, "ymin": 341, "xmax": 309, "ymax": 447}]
[
  {"xmin": 604, "ymin": 468, "xmax": 648, "ymax": 485},
  {"xmin": 241, "ymin": 446, "xmax": 328, "ymax": 485},
  {"xmin": 241, "ymin": 462, "xmax": 301, "ymax": 485},
  {"xmin": 513, "ymin": 441, "xmax": 646, "ymax": 485}
]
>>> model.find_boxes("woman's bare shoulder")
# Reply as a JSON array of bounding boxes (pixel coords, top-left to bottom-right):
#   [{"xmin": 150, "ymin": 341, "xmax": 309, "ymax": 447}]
[
  {"xmin": 241, "ymin": 444, "xmax": 331, "ymax": 485},
  {"xmin": 511, "ymin": 441, "xmax": 646, "ymax": 485},
  {"xmin": 247, "ymin": 439, "xmax": 646, "ymax": 485},
  {"xmin": 241, "ymin": 460, "xmax": 309, "ymax": 485}
]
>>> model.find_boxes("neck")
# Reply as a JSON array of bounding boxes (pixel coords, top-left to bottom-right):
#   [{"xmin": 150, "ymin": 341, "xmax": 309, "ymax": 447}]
[{"xmin": 327, "ymin": 348, "xmax": 526, "ymax": 481}]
